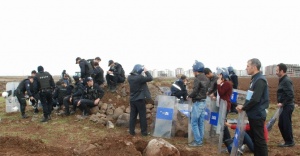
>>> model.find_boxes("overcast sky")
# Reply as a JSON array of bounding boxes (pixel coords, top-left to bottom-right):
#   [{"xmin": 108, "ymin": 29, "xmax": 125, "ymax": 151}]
[{"xmin": 0, "ymin": 1, "xmax": 299, "ymax": 76}]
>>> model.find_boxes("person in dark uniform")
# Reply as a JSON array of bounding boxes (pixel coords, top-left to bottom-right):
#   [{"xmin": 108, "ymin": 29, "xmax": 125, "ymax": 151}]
[
  {"xmin": 228, "ymin": 66, "xmax": 238, "ymax": 113},
  {"xmin": 15, "ymin": 76, "xmax": 35, "ymax": 118},
  {"xmin": 34, "ymin": 66, "xmax": 55, "ymax": 122},
  {"xmin": 236, "ymin": 58, "xmax": 269, "ymax": 156},
  {"xmin": 30, "ymin": 70, "xmax": 39, "ymax": 114},
  {"xmin": 77, "ymin": 77, "xmax": 104, "ymax": 116},
  {"xmin": 106, "ymin": 60, "xmax": 126, "ymax": 92},
  {"xmin": 76, "ymin": 57, "xmax": 94, "ymax": 84},
  {"xmin": 63, "ymin": 76, "xmax": 84, "ymax": 116},
  {"xmin": 170, "ymin": 74, "xmax": 188, "ymax": 102},
  {"xmin": 93, "ymin": 61, "xmax": 105, "ymax": 86},
  {"xmin": 127, "ymin": 64, "xmax": 153, "ymax": 136},
  {"xmin": 52, "ymin": 81, "xmax": 71, "ymax": 111},
  {"xmin": 276, "ymin": 63, "xmax": 295, "ymax": 147}
]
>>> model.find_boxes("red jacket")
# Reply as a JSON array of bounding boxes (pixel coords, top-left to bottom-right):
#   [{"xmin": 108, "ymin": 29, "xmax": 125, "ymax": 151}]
[
  {"xmin": 230, "ymin": 123, "xmax": 268, "ymax": 142},
  {"xmin": 217, "ymin": 81, "xmax": 233, "ymax": 111}
]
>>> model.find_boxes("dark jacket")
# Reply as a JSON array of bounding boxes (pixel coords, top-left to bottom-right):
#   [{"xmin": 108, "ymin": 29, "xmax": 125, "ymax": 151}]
[
  {"xmin": 171, "ymin": 79, "xmax": 187, "ymax": 100},
  {"xmin": 72, "ymin": 81, "xmax": 85, "ymax": 98},
  {"xmin": 229, "ymin": 73, "xmax": 238, "ymax": 89},
  {"xmin": 188, "ymin": 73, "xmax": 209, "ymax": 102},
  {"xmin": 79, "ymin": 59, "xmax": 93, "ymax": 79},
  {"xmin": 34, "ymin": 71, "xmax": 55, "ymax": 92},
  {"xmin": 17, "ymin": 79, "xmax": 33, "ymax": 96},
  {"xmin": 93, "ymin": 66, "xmax": 104, "ymax": 85},
  {"xmin": 242, "ymin": 72, "xmax": 269, "ymax": 119},
  {"xmin": 108, "ymin": 62, "xmax": 125, "ymax": 82},
  {"xmin": 277, "ymin": 75, "xmax": 294, "ymax": 105},
  {"xmin": 128, "ymin": 71, "xmax": 153, "ymax": 101},
  {"xmin": 207, "ymin": 74, "xmax": 218, "ymax": 96},
  {"xmin": 81, "ymin": 84, "xmax": 105, "ymax": 100}
]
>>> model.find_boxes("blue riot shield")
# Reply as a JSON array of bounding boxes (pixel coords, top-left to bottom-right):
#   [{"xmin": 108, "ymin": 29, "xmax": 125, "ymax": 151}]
[
  {"xmin": 152, "ymin": 95, "xmax": 176, "ymax": 138},
  {"xmin": 230, "ymin": 111, "xmax": 247, "ymax": 156},
  {"xmin": 217, "ymin": 99, "xmax": 228, "ymax": 153}
]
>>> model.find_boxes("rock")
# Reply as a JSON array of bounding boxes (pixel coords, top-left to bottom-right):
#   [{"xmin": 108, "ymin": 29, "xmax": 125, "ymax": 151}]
[
  {"xmin": 113, "ymin": 107, "xmax": 124, "ymax": 119},
  {"xmin": 143, "ymin": 138, "xmax": 180, "ymax": 156},
  {"xmin": 89, "ymin": 114, "xmax": 100, "ymax": 123},
  {"xmin": 106, "ymin": 121, "xmax": 114, "ymax": 129},
  {"xmin": 106, "ymin": 108, "xmax": 114, "ymax": 115},
  {"xmin": 100, "ymin": 103, "xmax": 108, "ymax": 111},
  {"xmin": 146, "ymin": 104, "xmax": 154, "ymax": 109},
  {"xmin": 146, "ymin": 113, "xmax": 152, "ymax": 119},
  {"xmin": 90, "ymin": 106, "xmax": 99, "ymax": 114},
  {"xmin": 116, "ymin": 113, "xmax": 130, "ymax": 128},
  {"xmin": 125, "ymin": 107, "xmax": 130, "ymax": 113}
]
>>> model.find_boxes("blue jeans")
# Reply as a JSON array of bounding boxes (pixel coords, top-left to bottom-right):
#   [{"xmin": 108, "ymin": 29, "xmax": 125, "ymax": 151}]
[{"xmin": 191, "ymin": 101, "xmax": 206, "ymax": 144}]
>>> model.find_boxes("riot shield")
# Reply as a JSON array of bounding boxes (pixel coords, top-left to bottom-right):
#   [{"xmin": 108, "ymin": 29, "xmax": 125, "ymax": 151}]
[
  {"xmin": 267, "ymin": 107, "xmax": 283, "ymax": 132},
  {"xmin": 204, "ymin": 96, "xmax": 220, "ymax": 143},
  {"xmin": 152, "ymin": 95, "xmax": 176, "ymax": 138},
  {"xmin": 158, "ymin": 87, "xmax": 171, "ymax": 96},
  {"xmin": 174, "ymin": 99, "xmax": 192, "ymax": 143},
  {"xmin": 217, "ymin": 99, "xmax": 227, "ymax": 153},
  {"xmin": 230, "ymin": 111, "xmax": 247, "ymax": 156},
  {"xmin": 5, "ymin": 82, "xmax": 20, "ymax": 113},
  {"xmin": 231, "ymin": 89, "xmax": 248, "ymax": 105}
]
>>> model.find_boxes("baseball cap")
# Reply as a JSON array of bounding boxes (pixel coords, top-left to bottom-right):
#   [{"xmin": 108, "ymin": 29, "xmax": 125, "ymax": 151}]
[{"xmin": 108, "ymin": 60, "xmax": 114, "ymax": 66}]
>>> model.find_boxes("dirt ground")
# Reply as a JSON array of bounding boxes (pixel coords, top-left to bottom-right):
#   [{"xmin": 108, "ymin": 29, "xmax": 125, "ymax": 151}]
[{"xmin": 0, "ymin": 76, "xmax": 299, "ymax": 156}]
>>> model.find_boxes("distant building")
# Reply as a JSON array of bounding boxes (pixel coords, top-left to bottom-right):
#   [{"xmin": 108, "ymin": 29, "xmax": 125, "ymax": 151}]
[
  {"xmin": 175, "ymin": 68, "xmax": 185, "ymax": 77},
  {"xmin": 185, "ymin": 69, "xmax": 194, "ymax": 77},
  {"xmin": 265, "ymin": 64, "xmax": 300, "ymax": 77},
  {"xmin": 165, "ymin": 69, "xmax": 174, "ymax": 77}
]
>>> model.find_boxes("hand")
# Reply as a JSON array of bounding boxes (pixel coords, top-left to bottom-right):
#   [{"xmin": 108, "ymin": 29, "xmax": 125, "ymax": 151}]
[
  {"xmin": 217, "ymin": 78, "xmax": 222, "ymax": 85},
  {"xmin": 94, "ymin": 98, "xmax": 100, "ymax": 105},
  {"xmin": 29, "ymin": 96, "xmax": 34, "ymax": 100},
  {"xmin": 236, "ymin": 105, "xmax": 243, "ymax": 113},
  {"xmin": 144, "ymin": 67, "xmax": 147, "ymax": 72},
  {"xmin": 225, "ymin": 122, "xmax": 231, "ymax": 127},
  {"xmin": 77, "ymin": 100, "xmax": 81, "ymax": 106},
  {"xmin": 69, "ymin": 97, "xmax": 72, "ymax": 102},
  {"xmin": 277, "ymin": 103, "xmax": 282, "ymax": 107}
]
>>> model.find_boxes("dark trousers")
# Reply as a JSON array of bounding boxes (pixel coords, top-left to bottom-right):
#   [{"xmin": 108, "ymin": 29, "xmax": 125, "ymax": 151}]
[
  {"xmin": 278, "ymin": 104, "xmax": 294, "ymax": 144},
  {"xmin": 16, "ymin": 92, "xmax": 26, "ymax": 115},
  {"xmin": 39, "ymin": 90, "xmax": 53, "ymax": 118},
  {"xmin": 129, "ymin": 99, "xmax": 147, "ymax": 135},
  {"xmin": 79, "ymin": 99, "xmax": 95, "ymax": 115},
  {"xmin": 106, "ymin": 74, "xmax": 118, "ymax": 87},
  {"xmin": 248, "ymin": 118, "xmax": 268, "ymax": 156}
]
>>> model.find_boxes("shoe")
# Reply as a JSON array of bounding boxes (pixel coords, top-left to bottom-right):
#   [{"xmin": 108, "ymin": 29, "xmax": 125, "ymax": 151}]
[
  {"xmin": 48, "ymin": 115, "xmax": 52, "ymax": 120},
  {"xmin": 129, "ymin": 132, "xmax": 135, "ymax": 136},
  {"xmin": 22, "ymin": 114, "xmax": 29, "ymax": 119},
  {"xmin": 278, "ymin": 142, "xmax": 295, "ymax": 147},
  {"xmin": 40, "ymin": 117, "xmax": 49, "ymax": 122},
  {"xmin": 188, "ymin": 141, "xmax": 203, "ymax": 147},
  {"xmin": 142, "ymin": 132, "xmax": 150, "ymax": 136}
]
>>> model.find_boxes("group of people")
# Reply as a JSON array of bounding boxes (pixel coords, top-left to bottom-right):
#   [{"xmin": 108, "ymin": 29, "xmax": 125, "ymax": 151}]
[
  {"xmin": 13, "ymin": 57, "xmax": 295, "ymax": 155},
  {"xmin": 170, "ymin": 59, "xmax": 295, "ymax": 156}
]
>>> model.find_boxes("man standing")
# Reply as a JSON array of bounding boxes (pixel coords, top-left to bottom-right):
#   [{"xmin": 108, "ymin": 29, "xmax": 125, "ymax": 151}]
[
  {"xmin": 236, "ymin": 58, "xmax": 269, "ymax": 156},
  {"xmin": 15, "ymin": 76, "xmax": 34, "ymax": 118},
  {"xmin": 76, "ymin": 57, "xmax": 94, "ymax": 83},
  {"xmin": 127, "ymin": 64, "xmax": 152, "ymax": 136},
  {"xmin": 34, "ymin": 66, "xmax": 55, "ymax": 122},
  {"xmin": 187, "ymin": 60, "xmax": 208, "ymax": 147},
  {"xmin": 276, "ymin": 63, "xmax": 295, "ymax": 147}
]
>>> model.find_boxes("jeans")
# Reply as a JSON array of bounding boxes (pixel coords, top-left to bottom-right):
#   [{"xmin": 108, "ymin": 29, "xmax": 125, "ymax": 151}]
[{"xmin": 191, "ymin": 101, "xmax": 206, "ymax": 144}]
